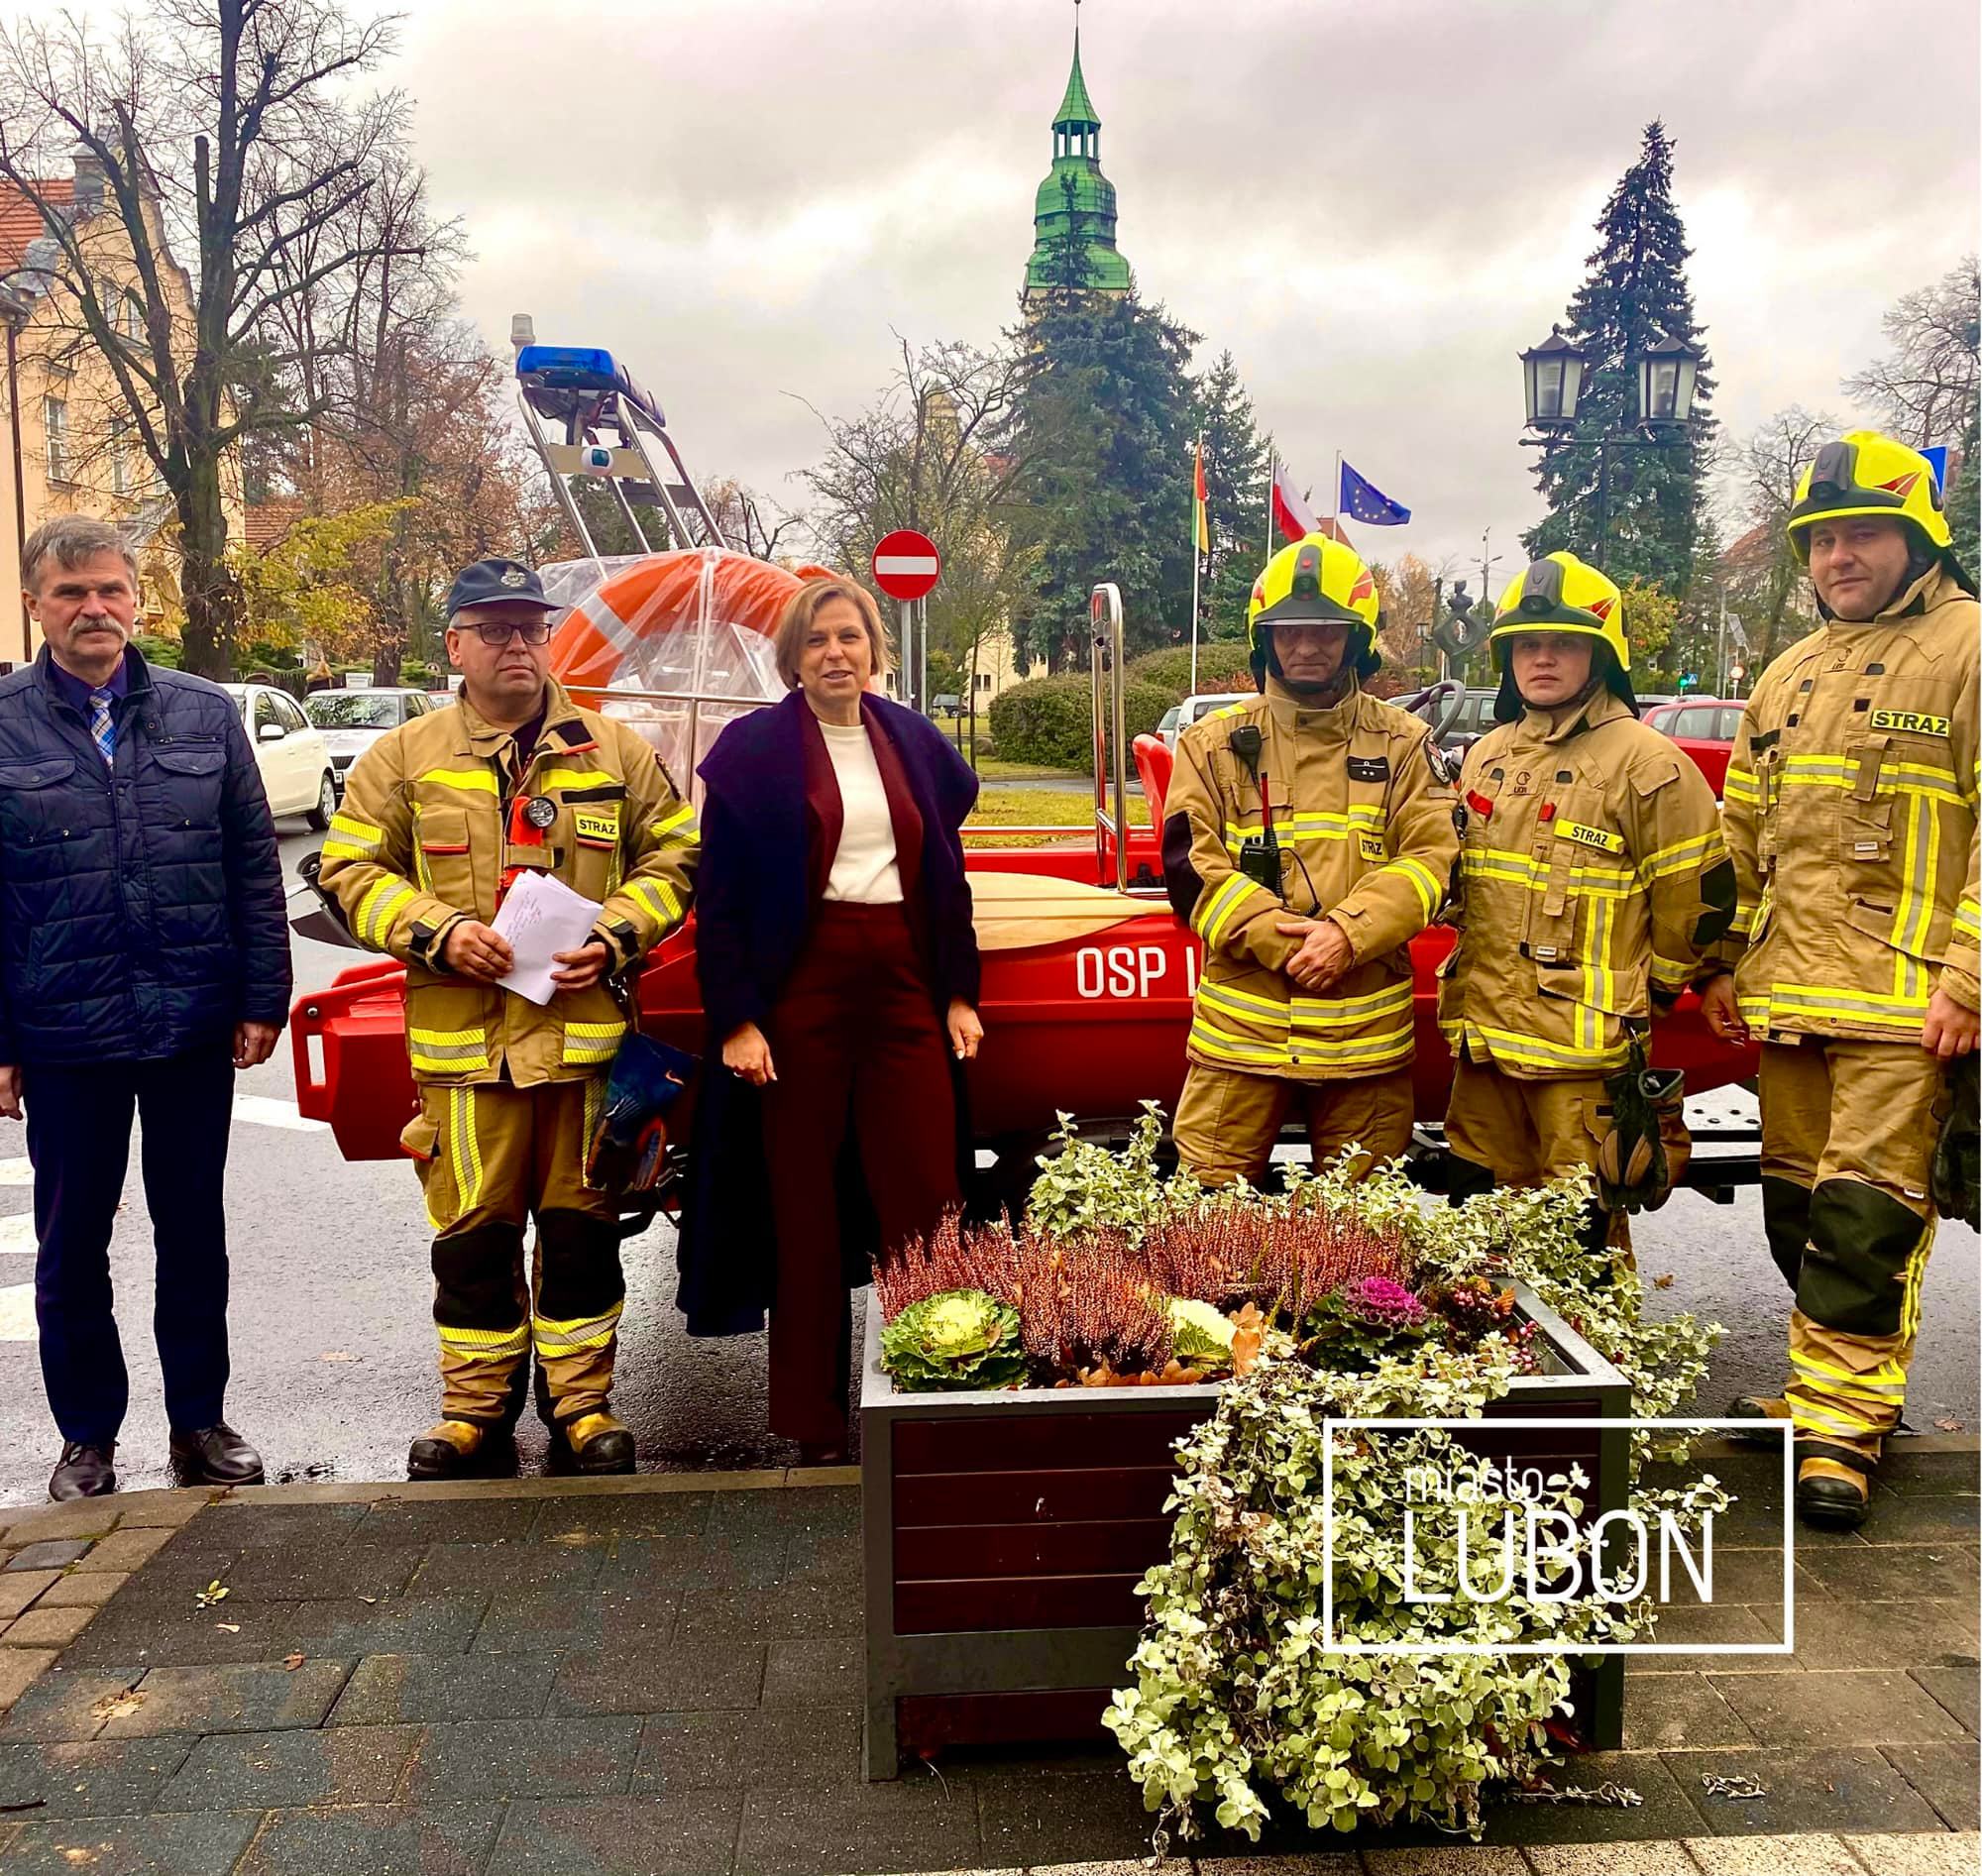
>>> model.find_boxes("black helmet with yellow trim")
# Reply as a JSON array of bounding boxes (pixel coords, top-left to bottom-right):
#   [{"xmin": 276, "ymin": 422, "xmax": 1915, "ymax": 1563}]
[
  {"xmin": 1245, "ymin": 532, "xmax": 1382, "ymax": 690},
  {"xmin": 1786, "ymin": 428, "xmax": 1974, "ymax": 596},
  {"xmin": 1488, "ymin": 550, "xmax": 1636, "ymax": 721}
]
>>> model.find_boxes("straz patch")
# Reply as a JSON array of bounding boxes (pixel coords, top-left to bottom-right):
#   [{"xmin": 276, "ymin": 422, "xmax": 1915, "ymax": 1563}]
[
  {"xmin": 1869, "ymin": 709, "xmax": 1950, "ymax": 736},
  {"xmin": 1347, "ymin": 755, "xmax": 1390, "ymax": 783},
  {"xmin": 572, "ymin": 806, "xmax": 619, "ymax": 848},
  {"xmin": 1556, "ymin": 820, "xmax": 1624, "ymax": 854},
  {"xmin": 1358, "ymin": 832, "xmax": 1386, "ymax": 861}
]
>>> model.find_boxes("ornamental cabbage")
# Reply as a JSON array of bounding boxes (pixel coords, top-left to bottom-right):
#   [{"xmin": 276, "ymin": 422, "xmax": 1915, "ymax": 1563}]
[
  {"xmin": 880, "ymin": 1289, "xmax": 1028, "ymax": 1392},
  {"xmin": 1165, "ymin": 1296, "xmax": 1238, "ymax": 1367}
]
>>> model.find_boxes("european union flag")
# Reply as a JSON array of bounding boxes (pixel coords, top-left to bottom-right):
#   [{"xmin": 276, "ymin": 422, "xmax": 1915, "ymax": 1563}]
[{"xmin": 1340, "ymin": 460, "xmax": 1410, "ymax": 526}]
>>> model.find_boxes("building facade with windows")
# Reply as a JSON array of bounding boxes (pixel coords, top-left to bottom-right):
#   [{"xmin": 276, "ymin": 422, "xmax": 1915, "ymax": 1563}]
[{"xmin": 0, "ymin": 147, "xmax": 242, "ymax": 661}]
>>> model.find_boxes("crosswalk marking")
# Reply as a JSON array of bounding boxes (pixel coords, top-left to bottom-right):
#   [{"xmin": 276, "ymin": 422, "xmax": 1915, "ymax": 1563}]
[
  {"xmin": 0, "ymin": 1214, "xmax": 33, "ymax": 1255},
  {"xmin": 232, "ymin": 1095, "xmax": 329, "ymax": 1135},
  {"xmin": 0, "ymin": 1283, "xmax": 33, "ymax": 1341},
  {"xmin": 0, "ymin": 1159, "xmax": 30, "ymax": 1187}
]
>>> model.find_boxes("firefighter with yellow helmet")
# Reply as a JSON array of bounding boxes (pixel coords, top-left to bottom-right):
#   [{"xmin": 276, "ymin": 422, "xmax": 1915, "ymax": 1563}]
[
  {"xmin": 1162, "ymin": 532, "xmax": 1459, "ymax": 1183},
  {"xmin": 1700, "ymin": 430, "xmax": 1979, "ymax": 1530},
  {"xmin": 1440, "ymin": 551, "xmax": 1732, "ymax": 1254}
]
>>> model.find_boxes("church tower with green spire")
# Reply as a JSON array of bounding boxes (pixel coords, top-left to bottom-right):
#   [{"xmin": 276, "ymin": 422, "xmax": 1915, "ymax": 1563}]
[{"xmin": 1023, "ymin": 5, "xmax": 1133, "ymax": 300}]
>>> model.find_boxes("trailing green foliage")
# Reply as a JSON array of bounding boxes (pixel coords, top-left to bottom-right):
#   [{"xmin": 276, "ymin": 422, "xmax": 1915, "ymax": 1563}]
[
  {"xmin": 1103, "ymin": 1171, "xmax": 1725, "ymax": 1842},
  {"xmin": 1027, "ymin": 1118, "xmax": 1727, "ymax": 1842},
  {"xmin": 877, "ymin": 1289, "xmax": 1027, "ymax": 1392}
]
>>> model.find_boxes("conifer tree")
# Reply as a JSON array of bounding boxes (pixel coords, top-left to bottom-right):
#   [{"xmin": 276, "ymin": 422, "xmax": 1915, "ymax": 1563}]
[
  {"xmin": 1525, "ymin": 122, "xmax": 1714, "ymax": 599},
  {"xmin": 1193, "ymin": 351, "xmax": 1268, "ymax": 640},
  {"xmin": 1004, "ymin": 269, "xmax": 1200, "ymax": 667}
]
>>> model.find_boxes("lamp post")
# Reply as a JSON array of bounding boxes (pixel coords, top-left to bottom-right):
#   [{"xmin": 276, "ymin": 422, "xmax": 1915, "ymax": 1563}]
[{"xmin": 1518, "ymin": 323, "xmax": 1702, "ymax": 563}]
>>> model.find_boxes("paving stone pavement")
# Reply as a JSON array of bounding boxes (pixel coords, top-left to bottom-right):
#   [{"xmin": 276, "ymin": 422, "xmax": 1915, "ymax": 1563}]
[{"xmin": 0, "ymin": 1449, "xmax": 1966, "ymax": 1875}]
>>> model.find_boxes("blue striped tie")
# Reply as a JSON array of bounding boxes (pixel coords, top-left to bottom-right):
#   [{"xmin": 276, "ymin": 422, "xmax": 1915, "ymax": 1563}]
[{"xmin": 89, "ymin": 689, "xmax": 115, "ymax": 767}]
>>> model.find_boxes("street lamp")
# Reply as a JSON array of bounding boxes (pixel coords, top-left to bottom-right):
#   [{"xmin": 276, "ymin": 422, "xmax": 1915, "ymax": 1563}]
[
  {"xmin": 1518, "ymin": 324, "xmax": 1703, "ymax": 560},
  {"xmin": 1519, "ymin": 325, "xmax": 1590, "ymax": 428},
  {"xmin": 1637, "ymin": 333, "xmax": 1701, "ymax": 426}
]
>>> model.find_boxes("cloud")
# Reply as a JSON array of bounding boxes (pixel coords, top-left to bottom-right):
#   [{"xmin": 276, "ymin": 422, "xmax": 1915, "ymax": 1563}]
[{"xmin": 389, "ymin": 0, "xmax": 1976, "ymax": 574}]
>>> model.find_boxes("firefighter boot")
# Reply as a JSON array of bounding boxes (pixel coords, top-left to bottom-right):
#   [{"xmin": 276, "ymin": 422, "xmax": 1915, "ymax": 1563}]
[
  {"xmin": 408, "ymin": 1420, "xmax": 493, "ymax": 1481},
  {"xmin": 552, "ymin": 1411, "xmax": 635, "ymax": 1477},
  {"xmin": 1796, "ymin": 1453, "xmax": 1871, "ymax": 1531},
  {"xmin": 1726, "ymin": 1393, "xmax": 1793, "ymax": 1449}
]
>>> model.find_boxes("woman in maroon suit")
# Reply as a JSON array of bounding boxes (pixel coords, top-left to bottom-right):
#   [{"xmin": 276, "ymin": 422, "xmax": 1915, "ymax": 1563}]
[{"xmin": 679, "ymin": 577, "xmax": 982, "ymax": 1464}]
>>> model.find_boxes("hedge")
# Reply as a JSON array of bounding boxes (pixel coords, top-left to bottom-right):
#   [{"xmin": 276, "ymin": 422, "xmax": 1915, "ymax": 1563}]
[
  {"xmin": 1127, "ymin": 644, "xmax": 1257, "ymax": 701},
  {"xmin": 988, "ymin": 674, "xmax": 1176, "ymax": 771}
]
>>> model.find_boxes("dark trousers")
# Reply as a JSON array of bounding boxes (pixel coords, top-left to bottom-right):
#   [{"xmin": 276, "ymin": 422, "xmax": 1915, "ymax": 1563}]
[
  {"xmin": 762, "ymin": 903, "xmax": 960, "ymax": 1445},
  {"xmin": 25, "ymin": 1044, "xmax": 236, "ymax": 1444}
]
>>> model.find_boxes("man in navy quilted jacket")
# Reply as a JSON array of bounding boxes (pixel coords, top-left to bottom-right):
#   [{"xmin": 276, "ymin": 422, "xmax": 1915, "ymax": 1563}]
[{"xmin": 0, "ymin": 516, "xmax": 289, "ymax": 1500}]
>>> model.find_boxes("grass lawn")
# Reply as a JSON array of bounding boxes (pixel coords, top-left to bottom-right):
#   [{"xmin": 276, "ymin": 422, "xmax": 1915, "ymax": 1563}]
[
  {"xmin": 965, "ymin": 784, "xmax": 1156, "ymax": 848},
  {"xmin": 972, "ymin": 754, "xmax": 1088, "ymax": 783}
]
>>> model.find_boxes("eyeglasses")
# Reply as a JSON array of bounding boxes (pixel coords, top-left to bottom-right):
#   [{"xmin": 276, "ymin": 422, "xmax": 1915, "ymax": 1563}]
[{"xmin": 454, "ymin": 619, "xmax": 554, "ymax": 647}]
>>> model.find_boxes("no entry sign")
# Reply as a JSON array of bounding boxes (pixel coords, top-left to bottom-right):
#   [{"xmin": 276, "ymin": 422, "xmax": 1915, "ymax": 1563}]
[{"xmin": 871, "ymin": 529, "xmax": 941, "ymax": 602}]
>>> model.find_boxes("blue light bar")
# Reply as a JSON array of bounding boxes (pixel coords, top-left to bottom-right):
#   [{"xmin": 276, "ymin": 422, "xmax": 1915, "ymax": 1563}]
[{"xmin": 516, "ymin": 345, "xmax": 663, "ymax": 427}]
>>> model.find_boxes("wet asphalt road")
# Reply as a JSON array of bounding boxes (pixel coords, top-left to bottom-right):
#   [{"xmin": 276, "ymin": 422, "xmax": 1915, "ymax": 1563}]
[{"xmin": 0, "ymin": 826, "xmax": 1972, "ymax": 1505}]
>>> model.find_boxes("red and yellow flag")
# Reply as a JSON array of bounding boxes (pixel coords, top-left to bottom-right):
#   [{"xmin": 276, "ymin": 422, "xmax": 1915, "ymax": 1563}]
[{"xmin": 1192, "ymin": 437, "xmax": 1209, "ymax": 556}]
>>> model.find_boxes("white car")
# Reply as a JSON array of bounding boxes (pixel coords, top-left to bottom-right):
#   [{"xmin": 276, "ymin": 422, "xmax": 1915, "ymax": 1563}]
[
  {"xmin": 220, "ymin": 683, "xmax": 339, "ymax": 829},
  {"xmin": 302, "ymin": 686, "xmax": 436, "ymax": 798},
  {"xmin": 1157, "ymin": 691, "xmax": 1250, "ymax": 754}
]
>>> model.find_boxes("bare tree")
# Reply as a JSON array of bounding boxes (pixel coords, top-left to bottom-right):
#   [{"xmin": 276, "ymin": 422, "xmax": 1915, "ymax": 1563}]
[
  {"xmin": 0, "ymin": 1, "xmax": 415, "ymax": 675},
  {"xmin": 799, "ymin": 336, "xmax": 1040, "ymax": 723},
  {"xmin": 700, "ymin": 477, "xmax": 804, "ymax": 563},
  {"xmin": 1842, "ymin": 256, "xmax": 1980, "ymax": 448},
  {"xmin": 1721, "ymin": 404, "xmax": 1834, "ymax": 669}
]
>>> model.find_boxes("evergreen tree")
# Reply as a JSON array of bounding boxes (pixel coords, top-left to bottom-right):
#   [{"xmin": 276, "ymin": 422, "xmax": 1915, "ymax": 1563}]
[
  {"xmin": 1003, "ymin": 280, "xmax": 1201, "ymax": 667},
  {"xmin": 1193, "ymin": 350, "xmax": 1269, "ymax": 641},
  {"xmin": 1525, "ymin": 122, "xmax": 1715, "ymax": 600},
  {"xmin": 1949, "ymin": 401, "xmax": 1980, "ymax": 577}
]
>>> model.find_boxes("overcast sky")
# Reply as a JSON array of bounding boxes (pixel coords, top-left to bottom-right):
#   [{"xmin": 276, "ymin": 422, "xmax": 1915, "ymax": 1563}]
[{"xmin": 395, "ymin": 0, "xmax": 1971, "ymax": 582}]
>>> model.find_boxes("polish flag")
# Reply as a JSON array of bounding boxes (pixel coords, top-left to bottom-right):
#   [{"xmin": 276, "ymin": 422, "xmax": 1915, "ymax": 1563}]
[{"xmin": 1270, "ymin": 459, "xmax": 1320, "ymax": 543}]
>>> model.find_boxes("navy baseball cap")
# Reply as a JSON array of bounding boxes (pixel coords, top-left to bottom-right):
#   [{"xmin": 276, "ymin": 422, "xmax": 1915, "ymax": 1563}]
[{"xmin": 445, "ymin": 558, "xmax": 556, "ymax": 618}]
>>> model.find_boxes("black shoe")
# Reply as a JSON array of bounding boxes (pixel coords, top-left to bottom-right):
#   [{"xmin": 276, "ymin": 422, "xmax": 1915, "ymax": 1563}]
[
  {"xmin": 50, "ymin": 1441, "xmax": 117, "ymax": 1501},
  {"xmin": 549, "ymin": 1412, "xmax": 635, "ymax": 1477},
  {"xmin": 408, "ymin": 1420, "xmax": 514, "ymax": 1482},
  {"xmin": 1795, "ymin": 1454, "xmax": 1872, "ymax": 1531},
  {"xmin": 168, "ymin": 1423, "xmax": 265, "ymax": 1487}
]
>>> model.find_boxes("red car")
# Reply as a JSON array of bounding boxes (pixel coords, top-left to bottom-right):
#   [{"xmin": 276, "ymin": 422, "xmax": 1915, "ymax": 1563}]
[{"xmin": 1643, "ymin": 697, "xmax": 1744, "ymax": 798}]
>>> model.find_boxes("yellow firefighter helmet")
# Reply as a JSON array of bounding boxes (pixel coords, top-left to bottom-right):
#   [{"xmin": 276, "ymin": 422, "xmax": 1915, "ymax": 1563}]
[
  {"xmin": 1488, "ymin": 551, "xmax": 1635, "ymax": 718},
  {"xmin": 1786, "ymin": 429, "xmax": 1952, "ymax": 560},
  {"xmin": 1246, "ymin": 533, "xmax": 1381, "ymax": 681}
]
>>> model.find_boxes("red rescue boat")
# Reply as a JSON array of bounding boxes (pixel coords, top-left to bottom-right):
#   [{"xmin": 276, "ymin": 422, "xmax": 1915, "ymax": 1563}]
[{"xmin": 290, "ymin": 552, "xmax": 1759, "ymax": 1208}]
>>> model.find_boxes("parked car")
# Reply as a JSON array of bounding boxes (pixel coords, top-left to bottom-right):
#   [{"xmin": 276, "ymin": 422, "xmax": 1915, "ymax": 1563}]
[
  {"xmin": 1643, "ymin": 697, "xmax": 1743, "ymax": 797},
  {"xmin": 303, "ymin": 686, "xmax": 436, "ymax": 797},
  {"xmin": 1435, "ymin": 687, "xmax": 1502, "ymax": 767},
  {"xmin": 220, "ymin": 683, "xmax": 339, "ymax": 828},
  {"xmin": 1157, "ymin": 692, "xmax": 1250, "ymax": 754}
]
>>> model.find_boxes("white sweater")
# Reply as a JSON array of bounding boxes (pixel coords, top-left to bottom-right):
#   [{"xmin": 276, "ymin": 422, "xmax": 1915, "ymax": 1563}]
[{"xmin": 821, "ymin": 718, "xmax": 904, "ymax": 904}]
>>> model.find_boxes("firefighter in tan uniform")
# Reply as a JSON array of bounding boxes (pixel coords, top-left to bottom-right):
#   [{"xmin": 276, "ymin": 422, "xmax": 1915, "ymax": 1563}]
[
  {"xmin": 1700, "ymin": 432, "xmax": 1979, "ymax": 1529},
  {"xmin": 1162, "ymin": 534, "xmax": 1459, "ymax": 1183},
  {"xmin": 1440, "ymin": 553, "xmax": 1732, "ymax": 1256},
  {"xmin": 319, "ymin": 559, "xmax": 698, "ymax": 1481}
]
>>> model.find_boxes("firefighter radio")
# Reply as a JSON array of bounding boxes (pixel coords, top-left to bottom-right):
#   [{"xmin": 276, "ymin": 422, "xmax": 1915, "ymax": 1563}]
[{"xmin": 1226, "ymin": 724, "xmax": 1283, "ymax": 896}]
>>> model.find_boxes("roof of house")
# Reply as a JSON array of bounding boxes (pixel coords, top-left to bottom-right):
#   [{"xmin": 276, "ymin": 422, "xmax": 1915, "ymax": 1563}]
[
  {"xmin": 243, "ymin": 497, "xmax": 305, "ymax": 552},
  {"xmin": 0, "ymin": 178, "xmax": 72, "ymax": 274}
]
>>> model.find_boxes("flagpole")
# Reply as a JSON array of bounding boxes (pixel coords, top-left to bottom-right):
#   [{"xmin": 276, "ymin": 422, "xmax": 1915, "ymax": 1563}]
[
  {"xmin": 1265, "ymin": 437, "xmax": 1274, "ymax": 565},
  {"xmin": 1189, "ymin": 429, "xmax": 1202, "ymax": 696},
  {"xmin": 1332, "ymin": 449, "xmax": 1342, "ymax": 526}
]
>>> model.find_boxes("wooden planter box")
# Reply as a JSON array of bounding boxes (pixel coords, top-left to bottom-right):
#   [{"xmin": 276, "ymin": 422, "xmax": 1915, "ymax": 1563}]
[{"xmin": 860, "ymin": 1280, "xmax": 1632, "ymax": 1777}]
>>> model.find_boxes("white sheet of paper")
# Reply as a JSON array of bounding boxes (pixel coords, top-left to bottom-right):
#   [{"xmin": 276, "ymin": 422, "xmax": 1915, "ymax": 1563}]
[{"xmin": 489, "ymin": 870, "xmax": 605, "ymax": 1006}]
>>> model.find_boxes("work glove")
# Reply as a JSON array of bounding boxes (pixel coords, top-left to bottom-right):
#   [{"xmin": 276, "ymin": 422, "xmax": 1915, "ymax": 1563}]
[{"xmin": 1597, "ymin": 1033, "xmax": 1684, "ymax": 1214}]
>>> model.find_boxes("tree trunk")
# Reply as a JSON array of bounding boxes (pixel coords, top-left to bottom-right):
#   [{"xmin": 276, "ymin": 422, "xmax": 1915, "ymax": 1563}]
[{"xmin": 175, "ymin": 450, "xmax": 239, "ymax": 679}]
